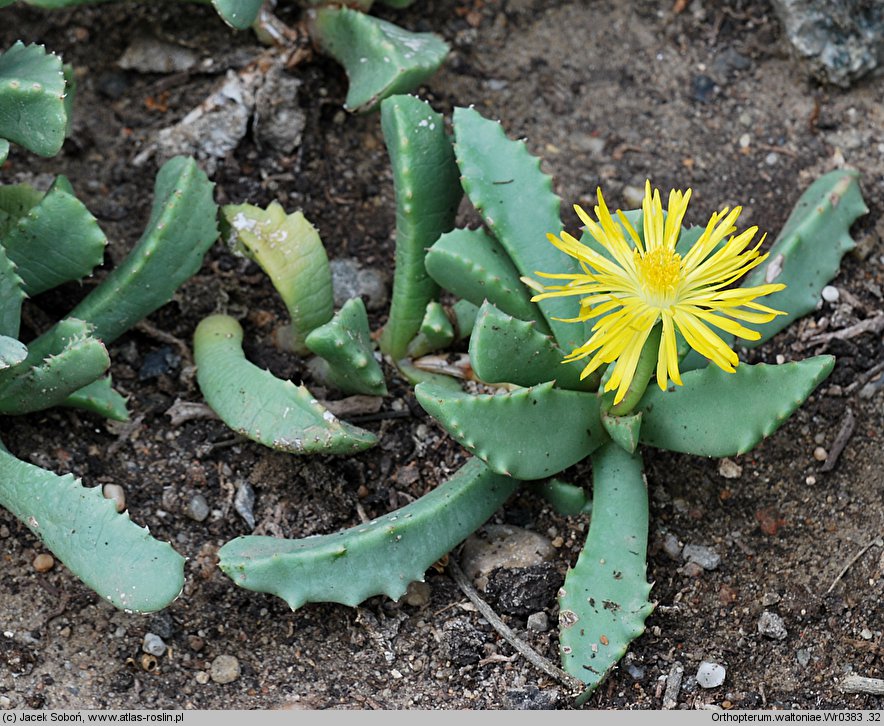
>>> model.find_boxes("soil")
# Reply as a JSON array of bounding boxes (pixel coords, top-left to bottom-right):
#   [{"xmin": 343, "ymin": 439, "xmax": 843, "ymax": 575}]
[{"xmin": 2, "ymin": 0, "xmax": 883, "ymax": 711}]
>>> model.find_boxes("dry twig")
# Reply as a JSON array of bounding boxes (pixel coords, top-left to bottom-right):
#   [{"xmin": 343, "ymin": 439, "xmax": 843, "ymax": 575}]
[
  {"xmin": 839, "ymin": 674, "xmax": 884, "ymax": 696},
  {"xmin": 447, "ymin": 556, "xmax": 585, "ymax": 694},
  {"xmin": 825, "ymin": 536, "xmax": 884, "ymax": 596},
  {"xmin": 820, "ymin": 408, "xmax": 855, "ymax": 472}
]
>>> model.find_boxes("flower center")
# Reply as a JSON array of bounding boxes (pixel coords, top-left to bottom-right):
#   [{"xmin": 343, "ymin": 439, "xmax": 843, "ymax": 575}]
[{"xmin": 635, "ymin": 246, "xmax": 682, "ymax": 308}]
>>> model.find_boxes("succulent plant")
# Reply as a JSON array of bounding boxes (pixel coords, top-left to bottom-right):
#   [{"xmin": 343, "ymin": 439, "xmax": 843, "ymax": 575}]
[
  {"xmin": 0, "ymin": 42, "xmax": 220, "ymax": 612},
  {"xmin": 208, "ymin": 95, "xmax": 865, "ymax": 700}
]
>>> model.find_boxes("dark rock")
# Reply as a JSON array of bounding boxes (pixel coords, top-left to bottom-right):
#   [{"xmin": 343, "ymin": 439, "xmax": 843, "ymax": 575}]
[
  {"xmin": 138, "ymin": 346, "xmax": 180, "ymax": 381},
  {"xmin": 503, "ymin": 685, "xmax": 559, "ymax": 710},
  {"xmin": 485, "ymin": 563, "xmax": 563, "ymax": 616},
  {"xmin": 442, "ymin": 617, "xmax": 485, "ymax": 666},
  {"xmin": 147, "ymin": 613, "xmax": 175, "ymax": 640},
  {"xmin": 691, "ymin": 74, "xmax": 717, "ymax": 103},
  {"xmin": 96, "ymin": 71, "xmax": 131, "ymax": 100},
  {"xmin": 771, "ymin": 0, "xmax": 884, "ymax": 87}
]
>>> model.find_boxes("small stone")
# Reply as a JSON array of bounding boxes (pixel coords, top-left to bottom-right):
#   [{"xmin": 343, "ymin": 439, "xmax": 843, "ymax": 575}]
[
  {"xmin": 188, "ymin": 635, "xmax": 205, "ymax": 652},
  {"xmin": 485, "ymin": 563, "xmax": 563, "ymax": 616},
  {"xmin": 103, "ymin": 484, "xmax": 126, "ymax": 513},
  {"xmin": 234, "ymin": 482, "xmax": 256, "ymax": 529},
  {"xmin": 718, "ymin": 459, "xmax": 742, "ymax": 479},
  {"xmin": 526, "ymin": 612, "xmax": 549, "ymax": 632},
  {"xmin": 147, "ymin": 613, "xmax": 174, "ymax": 640},
  {"xmin": 813, "ymin": 446, "xmax": 828, "ymax": 462},
  {"xmin": 503, "ymin": 685, "xmax": 559, "ymax": 710},
  {"xmin": 738, "ymin": 112, "xmax": 752, "ymax": 127},
  {"xmin": 738, "ymin": 133, "xmax": 751, "ymax": 148},
  {"xmin": 662, "ymin": 533, "xmax": 683, "ymax": 560},
  {"xmin": 691, "ymin": 74, "xmax": 716, "ymax": 102},
  {"xmin": 761, "ymin": 592, "xmax": 781, "ymax": 607},
  {"xmin": 195, "ymin": 671, "xmax": 210, "ymax": 685},
  {"xmin": 682, "ymin": 544, "xmax": 721, "ymax": 571},
  {"xmin": 142, "ymin": 633, "xmax": 166, "ymax": 657},
  {"xmin": 138, "ymin": 346, "xmax": 180, "ymax": 381},
  {"xmin": 442, "ymin": 617, "xmax": 485, "ymax": 666},
  {"xmin": 821, "ymin": 285, "xmax": 840, "ymax": 302},
  {"xmin": 663, "ymin": 662, "xmax": 684, "ymax": 709},
  {"xmin": 210, "ymin": 655, "xmax": 241, "ymax": 684},
  {"xmin": 622, "ymin": 185, "xmax": 645, "ymax": 209},
  {"xmin": 860, "ymin": 628, "xmax": 873, "ymax": 640},
  {"xmin": 758, "ymin": 610, "xmax": 788, "ymax": 640},
  {"xmin": 186, "ymin": 494, "xmax": 210, "ymax": 522},
  {"xmin": 33, "ymin": 554, "xmax": 54, "ymax": 573},
  {"xmin": 329, "ymin": 259, "xmax": 389, "ymax": 311},
  {"xmin": 461, "ymin": 524, "xmax": 555, "ymax": 590},
  {"xmin": 696, "ymin": 661, "xmax": 726, "ymax": 688},
  {"xmin": 796, "ymin": 649, "xmax": 811, "ymax": 667},
  {"xmin": 118, "ymin": 35, "xmax": 199, "ymax": 74},
  {"xmin": 682, "ymin": 561, "xmax": 704, "ymax": 577},
  {"xmin": 765, "ymin": 152, "xmax": 779, "ymax": 166},
  {"xmin": 403, "ymin": 581, "xmax": 430, "ymax": 608}
]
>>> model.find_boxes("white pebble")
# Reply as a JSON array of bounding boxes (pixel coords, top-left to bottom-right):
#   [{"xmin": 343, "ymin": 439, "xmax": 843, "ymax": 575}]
[
  {"xmin": 764, "ymin": 152, "xmax": 779, "ymax": 166},
  {"xmin": 142, "ymin": 633, "xmax": 166, "ymax": 657},
  {"xmin": 821, "ymin": 286, "xmax": 840, "ymax": 303},
  {"xmin": 696, "ymin": 661, "xmax": 726, "ymax": 688},
  {"xmin": 210, "ymin": 655, "xmax": 241, "ymax": 684},
  {"xmin": 718, "ymin": 458, "xmax": 742, "ymax": 479},
  {"xmin": 738, "ymin": 134, "xmax": 751, "ymax": 148},
  {"xmin": 813, "ymin": 446, "xmax": 828, "ymax": 462}
]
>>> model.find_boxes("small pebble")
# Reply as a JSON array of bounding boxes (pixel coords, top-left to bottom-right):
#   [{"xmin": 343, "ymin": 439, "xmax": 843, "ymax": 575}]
[
  {"xmin": 738, "ymin": 112, "xmax": 752, "ymax": 127},
  {"xmin": 758, "ymin": 610, "xmax": 788, "ymax": 640},
  {"xmin": 103, "ymin": 484, "xmax": 126, "ymax": 513},
  {"xmin": 33, "ymin": 553, "xmax": 54, "ymax": 573},
  {"xmin": 195, "ymin": 671, "xmax": 210, "ymax": 685},
  {"xmin": 403, "ymin": 581, "xmax": 431, "ymax": 608},
  {"xmin": 682, "ymin": 562, "xmax": 704, "ymax": 577},
  {"xmin": 860, "ymin": 628, "xmax": 873, "ymax": 640},
  {"xmin": 813, "ymin": 446, "xmax": 828, "ymax": 462},
  {"xmin": 234, "ymin": 482, "xmax": 256, "ymax": 529},
  {"xmin": 696, "ymin": 661, "xmax": 726, "ymax": 688},
  {"xmin": 186, "ymin": 494, "xmax": 210, "ymax": 522},
  {"xmin": 142, "ymin": 633, "xmax": 166, "ymax": 657},
  {"xmin": 210, "ymin": 655, "xmax": 241, "ymax": 684},
  {"xmin": 622, "ymin": 185, "xmax": 645, "ymax": 209},
  {"xmin": 718, "ymin": 459, "xmax": 742, "ymax": 479},
  {"xmin": 796, "ymin": 649, "xmax": 811, "ymax": 667},
  {"xmin": 821, "ymin": 286, "xmax": 840, "ymax": 303},
  {"xmin": 738, "ymin": 133, "xmax": 750, "ymax": 148},
  {"xmin": 805, "ymin": 475, "xmax": 816, "ymax": 485},
  {"xmin": 526, "ymin": 612, "xmax": 549, "ymax": 632},
  {"xmin": 764, "ymin": 152, "xmax": 779, "ymax": 166},
  {"xmin": 662, "ymin": 533, "xmax": 683, "ymax": 560},
  {"xmin": 682, "ymin": 544, "xmax": 721, "ymax": 571},
  {"xmin": 761, "ymin": 592, "xmax": 781, "ymax": 606}
]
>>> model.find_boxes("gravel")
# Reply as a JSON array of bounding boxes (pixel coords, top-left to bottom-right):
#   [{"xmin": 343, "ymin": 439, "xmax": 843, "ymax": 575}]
[
  {"xmin": 142, "ymin": 633, "xmax": 166, "ymax": 657},
  {"xmin": 210, "ymin": 655, "xmax": 241, "ymax": 684},
  {"xmin": 758, "ymin": 611, "xmax": 789, "ymax": 640},
  {"xmin": 682, "ymin": 544, "xmax": 722, "ymax": 571},
  {"xmin": 186, "ymin": 494, "xmax": 210, "ymax": 522}
]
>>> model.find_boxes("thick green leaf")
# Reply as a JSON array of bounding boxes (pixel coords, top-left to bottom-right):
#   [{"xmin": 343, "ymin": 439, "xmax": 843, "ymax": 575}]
[
  {"xmin": 0, "ymin": 335, "xmax": 27, "ymax": 371},
  {"xmin": 0, "ymin": 139, "xmax": 8, "ymax": 163},
  {"xmin": 305, "ymin": 297, "xmax": 387, "ymax": 397},
  {"xmin": 378, "ymin": 95, "xmax": 461, "ymax": 359},
  {"xmin": 468, "ymin": 301, "xmax": 591, "ymax": 390},
  {"xmin": 742, "ymin": 169, "xmax": 867, "ymax": 346},
  {"xmin": 559, "ymin": 443, "xmax": 653, "ymax": 699},
  {"xmin": 0, "ymin": 237, "xmax": 25, "ymax": 338},
  {"xmin": 62, "ymin": 375, "xmax": 129, "ymax": 421},
  {"xmin": 0, "ymin": 42, "xmax": 67, "ymax": 157},
  {"xmin": 601, "ymin": 410, "xmax": 642, "ymax": 454},
  {"xmin": 527, "ymin": 478, "xmax": 590, "ymax": 516},
  {"xmin": 222, "ymin": 201, "xmax": 332, "ymax": 355},
  {"xmin": 64, "ymin": 156, "xmax": 218, "ymax": 344},
  {"xmin": 453, "ymin": 107, "xmax": 584, "ymax": 351},
  {"xmin": 211, "ymin": 0, "xmax": 264, "ymax": 29},
  {"xmin": 415, "ymin": 380, "xmax": 606, "ymax": 480},
  {"xmin": 219, "ymin": 457, "xmax": 517, "ymax": 609},
  {"xmin": 195, "ymin": 314, "xmax": 377, "ymax": 455},
  {"xmin": 0, "ymin": 318, "xmax": 109, "ymax": 415},
  {"xmin": 426, "ymin": 227, "xmax": 546, "ymax": 330},
  {"xmin": 0, "ymin": 442, "xmax": 185, "ymax": 613},
  {"xmin": 1, "ymin": 176, "xmax": 107, "ymax": 295},
  {"xmin": 637, "ymin": 356, "xmax": 835, "ymax": 456},
  {"xmin": 309, "ymin": 8, "xmax": 449, "ymax": 113},
  {"xmin": 406, "ymin": 300, "xmax": 454, "ymax": 358}
]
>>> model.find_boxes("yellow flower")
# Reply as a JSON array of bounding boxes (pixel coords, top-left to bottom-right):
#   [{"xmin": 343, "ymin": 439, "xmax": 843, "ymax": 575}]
[{"xmin": 532, "ymin": 181, "xmax": 786, "ymax": 405}]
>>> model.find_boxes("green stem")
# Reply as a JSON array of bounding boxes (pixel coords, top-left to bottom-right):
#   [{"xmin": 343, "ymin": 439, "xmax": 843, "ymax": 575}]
[{"xmin": 606, "ymin": 323, "xmax": 661, "ymax": 417}]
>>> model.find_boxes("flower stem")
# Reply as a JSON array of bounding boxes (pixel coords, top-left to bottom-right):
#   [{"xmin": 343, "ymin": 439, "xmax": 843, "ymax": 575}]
[{"xmin": 607, "ymin": 323, "xmax": 662, "ymax": 417}]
